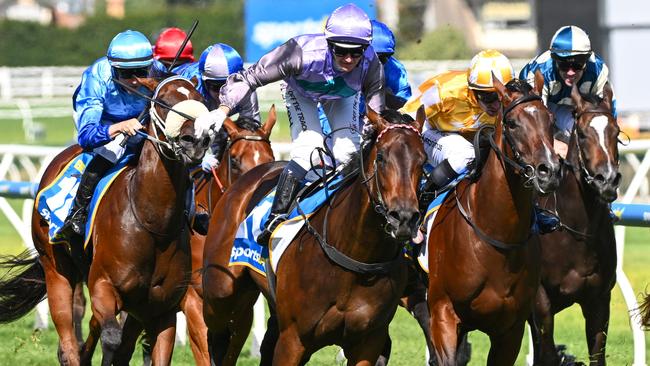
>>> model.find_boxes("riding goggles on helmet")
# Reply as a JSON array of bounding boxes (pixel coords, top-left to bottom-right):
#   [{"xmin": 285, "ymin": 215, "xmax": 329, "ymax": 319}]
[
  {"xmin": 113, "ymin": 66, "xmax": 150, "ymax": 80},
  {"xmin": 329, "ymin": 42, "xmax": 367, "ymax": 58},
  {"xmin": 552, "ymin": 53, "xmax": 589, "ymax": 72},
  {"xmin": 474, "ymin": 90, "xmax": 499, "ymax": 104}
]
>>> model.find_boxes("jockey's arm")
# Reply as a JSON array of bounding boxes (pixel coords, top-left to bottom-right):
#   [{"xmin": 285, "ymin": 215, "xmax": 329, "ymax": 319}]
[{"xmin": 362, "ymin": 55, "xmax": 386, "ymax": 113}]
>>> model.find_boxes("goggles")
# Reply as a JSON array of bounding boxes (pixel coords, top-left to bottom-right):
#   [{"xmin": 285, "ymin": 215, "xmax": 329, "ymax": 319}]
[
  {"xmin": 113, "ymin": 66, "xmax": 150, "ymax": 79},
  {"xmin": 474, "ymin": 90, "xmax": 499, "ymax": 104},
  {"xmin": 329, "ymin": 43, "xmax": 367, "ymax": 58},
  {"xmin": 204, "ymin": 79, "xmax": 226, "ymax": 93}
]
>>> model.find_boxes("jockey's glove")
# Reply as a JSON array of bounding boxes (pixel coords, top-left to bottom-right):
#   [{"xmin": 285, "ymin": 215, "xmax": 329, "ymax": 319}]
[
  {"xmin": 201, "ymin": 151, "xmax": 220, "ymax": 173},
  {"xmin": 195, "ymin": 108, "xmax": 227, "ymax": 139}
]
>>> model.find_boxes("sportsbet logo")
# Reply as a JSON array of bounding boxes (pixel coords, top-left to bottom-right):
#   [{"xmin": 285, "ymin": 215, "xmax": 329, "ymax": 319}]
[{"xmin": 230, "ymin": 246, "xmax": 264, "ymax": 265}]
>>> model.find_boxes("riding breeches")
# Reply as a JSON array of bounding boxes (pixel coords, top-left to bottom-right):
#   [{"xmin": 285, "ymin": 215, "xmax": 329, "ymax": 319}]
[
  {"xmin": 421, "ymin": 123, "xmax": 474, "ymax": 174},
  {"xmin": 282, "ymin": 84, "xmax": 361, "ymax": 172}
]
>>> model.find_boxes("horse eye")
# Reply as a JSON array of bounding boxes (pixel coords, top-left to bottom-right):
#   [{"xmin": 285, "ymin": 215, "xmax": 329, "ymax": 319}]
[
  {"xmin": 505, "ymin": 119, "xmax": 517, "ymax": 129},
  {"xmin": 376, "ymin": 152, "xmax": 385, "ymax": 163}
]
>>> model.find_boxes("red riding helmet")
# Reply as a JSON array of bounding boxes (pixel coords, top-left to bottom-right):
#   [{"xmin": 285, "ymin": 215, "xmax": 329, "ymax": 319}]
[{"xmin": 153, "ymin": 27, "xmax": 195, "ymax": 62}]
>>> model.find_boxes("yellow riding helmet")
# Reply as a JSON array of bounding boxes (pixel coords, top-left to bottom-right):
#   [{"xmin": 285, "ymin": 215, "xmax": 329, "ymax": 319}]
[{"xmin": 467, "ymin": 50, "xmax": 514, "ymax": 91}]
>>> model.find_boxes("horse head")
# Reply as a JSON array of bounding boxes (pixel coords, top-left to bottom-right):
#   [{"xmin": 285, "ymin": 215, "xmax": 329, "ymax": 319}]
[
  {"xmin": 220, "ymin": 105, "xmax": 276, "ymax": 181},
  {"xmin": 570, "ymin": 83, "xmax": 621, "ymax": 202},
  {"xmin": 137, "ymin": 76, "xmax": 210, "ymax": 166},
  {"xmin": 365, "ymin": 106, "xmax": 427, "ymax": 241},
  {"xmin": 493, "ymin": 71, "xmax": 561, "ymax": 195}
]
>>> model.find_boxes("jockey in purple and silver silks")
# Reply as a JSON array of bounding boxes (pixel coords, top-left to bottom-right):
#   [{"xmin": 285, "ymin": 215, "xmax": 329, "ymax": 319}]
[
  {"xmin": 64, "ymin": 30, "xmax": 154, "ymax": 238},
  {"xmin": 193, "ymin": 3, "xmax": 385, "ymax": 245},
  {"xmin": 519, "ymin": 26, "xmax": 617, "ymax": 143}
]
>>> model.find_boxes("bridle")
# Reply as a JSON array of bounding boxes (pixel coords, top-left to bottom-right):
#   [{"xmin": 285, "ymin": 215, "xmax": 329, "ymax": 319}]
[{"xmin": 221, "ymin": 134, "xmax": 271, "ymax": 188}]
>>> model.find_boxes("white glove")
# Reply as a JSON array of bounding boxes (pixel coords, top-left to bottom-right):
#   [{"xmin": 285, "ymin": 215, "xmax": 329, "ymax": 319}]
[
  {"xmin": 194, "ymin": 108, "xmax": 227, "ymax": 139},
  {"xmin": 201, "ymin": 151, "xmax": 219, "ymax": 173}
]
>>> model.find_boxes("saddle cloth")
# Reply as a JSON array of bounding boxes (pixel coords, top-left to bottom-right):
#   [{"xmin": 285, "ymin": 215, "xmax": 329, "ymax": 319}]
[
  {"xmin": 230, "ymin": 172, "xmax": 347, "ymax": 276},
  {"xmin": 35, "ymin": 152, "xmax": 133, "ymax": 247}
]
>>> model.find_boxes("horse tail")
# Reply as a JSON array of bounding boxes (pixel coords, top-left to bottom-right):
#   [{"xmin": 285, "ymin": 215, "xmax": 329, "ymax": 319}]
[
  {"xmin": 0, "ymin": 249, "xmax": 46, "ymax": 323},
  {"xmin": 640, "ymin": 292, "xmax": 650, "ymax": 329}
]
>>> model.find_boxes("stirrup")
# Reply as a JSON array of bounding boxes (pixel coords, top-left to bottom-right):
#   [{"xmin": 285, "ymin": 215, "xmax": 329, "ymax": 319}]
[{"xmin": 257, "ymin": 214, "xmax": 287, "ymax": 246}]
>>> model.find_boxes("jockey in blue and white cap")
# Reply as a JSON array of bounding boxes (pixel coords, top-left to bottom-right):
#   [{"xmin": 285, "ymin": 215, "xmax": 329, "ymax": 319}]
[
  {"xmin": 64, "ymin": 30, "xmax": 154, "ymax": 239},
  {"xmin": 193, "ymin": 2, "xmax": 385, "ymax": 245},
  {"xmin": 520, "ymin": 25, "xmax": 617, "ymax": 150},
  {"xmin": 179, "ymin": 43, "xmax": 262, "ymax": 171}
]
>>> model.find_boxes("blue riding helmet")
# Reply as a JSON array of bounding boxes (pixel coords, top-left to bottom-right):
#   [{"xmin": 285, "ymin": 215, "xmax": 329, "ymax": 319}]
[
  {"xmin": 325, "ymin": 3, "xmax": 372, "ymax": 46},
  {"xmin": 199, "ymin": 43, "xmax": 244, "ymax": 81},
  {"xmin": 107, "ymin": 30, "xmax": 154, "ymax": 69},
  {"xmin": 549, "ymin": 25, "xmax": 591, "ymax": 58},
  {"xmin": 370, "ymin": 20, "xmax": 395, "ymax": 54}
]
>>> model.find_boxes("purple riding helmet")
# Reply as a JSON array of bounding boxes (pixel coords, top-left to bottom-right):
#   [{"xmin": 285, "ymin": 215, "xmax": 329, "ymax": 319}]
[{"xmin": 324, "ymin": 3, "xmax": 372, "ymax": 46}]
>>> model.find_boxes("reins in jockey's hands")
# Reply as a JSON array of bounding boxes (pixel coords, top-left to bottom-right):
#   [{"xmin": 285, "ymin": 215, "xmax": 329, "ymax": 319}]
[
  {"xmin": 195, "ymin": 105, "xmax": 229, "ymax": 139},
  {"xmin": 108, "ymin": 118, "xmax": 144, "ymax": 138}
]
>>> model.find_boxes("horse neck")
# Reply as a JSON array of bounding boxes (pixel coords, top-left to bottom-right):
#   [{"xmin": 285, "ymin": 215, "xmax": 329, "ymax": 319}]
[
  {"xmin": 326, "ymin": 174, "xmax": 401, "ymax": 264},
  {"xmin": 472, "ymin": 132, "xmax": 534, "ymax": 243},
  {"xmin": 131, "ymin": 140, "xmax": 189, "ymax": 226}
]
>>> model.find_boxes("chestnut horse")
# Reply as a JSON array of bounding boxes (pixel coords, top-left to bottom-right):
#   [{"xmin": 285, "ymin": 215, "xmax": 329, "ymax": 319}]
[
  {"xmin": 201, "ymin": 107, "xmax": 427, "ymax": 365},
  {"xmin": 0, "ymin": 76, "xmax": 209, "ymax": 365},
  {"xmin": 530, "ymin": 83, "xmax": 620, "ymax": 365},
  {"xmin": 181, "ymin": 110, "xmax": 276, "ymax": 365},
  {"xmin": 426, "ymin": 75, "xmax": 561, "ymax": 365}
]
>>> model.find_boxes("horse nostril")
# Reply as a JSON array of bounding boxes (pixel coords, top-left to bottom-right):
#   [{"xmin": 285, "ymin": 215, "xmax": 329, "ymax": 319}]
[
  {"xmin": 611, "ymin": 172, "xmax": 622, "ymax": 187},
  {"xmin": 594, "ymin": 174, "xmax": 606, "ymax": 184},
  {"xmin": 536, "ymin": 163, "xmax": 550, "ymax": 178}
]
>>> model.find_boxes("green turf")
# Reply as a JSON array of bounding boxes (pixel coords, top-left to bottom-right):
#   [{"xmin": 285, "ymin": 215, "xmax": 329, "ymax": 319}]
[{"xmin": 0, "ymin": 226, "xmax": 647, "ymax": 364}]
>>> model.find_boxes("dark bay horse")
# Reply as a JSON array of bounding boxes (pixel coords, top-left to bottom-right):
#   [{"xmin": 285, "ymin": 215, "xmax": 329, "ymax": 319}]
[
  {"xmin": 202, "ymin": 107, "xmax": 427, "ymax": 365},
  {"xmin": 0, "ymin": 76, "xmax": 209, "ymax": 365},
  {"xmin": 530, "ymin": 83, "xmax": 620, "ymax": 366},
  {"xmin": 426, "ymin": 74, "xmax": 561, "ymax": 365},
  {"xmin": 181, "ymin": 109, "xmax": 276, "ymax": 366}
]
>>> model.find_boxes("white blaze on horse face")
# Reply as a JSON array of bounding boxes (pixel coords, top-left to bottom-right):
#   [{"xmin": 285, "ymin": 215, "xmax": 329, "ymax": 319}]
[
  {"xmin": 253, "ymin": 150, "xmax": 260, "ymax": 164},
  {"xmin": 589, "ymin": 115, "xmax": 610, "ymax": 159},
  {"xmin": 176, "ymin": 86, "xmax": 191, "ymax": 99},
  {"xmin": 524, "ymin": 106, "xmax": 554, "ymax": 159}
]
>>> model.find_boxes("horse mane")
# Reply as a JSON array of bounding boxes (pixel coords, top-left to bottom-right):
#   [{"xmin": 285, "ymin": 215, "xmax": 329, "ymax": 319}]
[
  {"xmin": 340, "ymin": 109, "xmax": 414, "ymax": 177},
  {"xmin": 233, "ymin": 116, "xmax": 261, "ymax": 132}
]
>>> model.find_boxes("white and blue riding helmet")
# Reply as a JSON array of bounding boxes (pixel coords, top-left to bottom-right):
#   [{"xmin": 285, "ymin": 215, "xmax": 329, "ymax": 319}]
[
  {"xmin": 107, "ymin": 30, "xmax": 154, "ymax": 69},
  {"xmin": 549, "ymin": 25, "xmax": 592, "ymax": 60},
  {"xmin": 199, "ymin": 43, "xmax": 244, "ymax": 81}
]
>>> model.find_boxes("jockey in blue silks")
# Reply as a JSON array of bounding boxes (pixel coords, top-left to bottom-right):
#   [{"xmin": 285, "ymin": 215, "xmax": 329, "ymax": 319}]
[
  {"xmin": 519, "ymin": 25, "xmax": 617, "ymax": 158},
  {"xmin": 320, "ymin": 19, "xmax": 411, "ymax": 135},
  {"xmin": 192, "ymin": 3, "xmax": 385, "ymax": 245},
  {"xmin": 179, "ymin": 43, "xmax": 261, "ymax": 172},
  {"xmin": 62, "ymin": 30, "xmax": 154, "ymax": 239}
]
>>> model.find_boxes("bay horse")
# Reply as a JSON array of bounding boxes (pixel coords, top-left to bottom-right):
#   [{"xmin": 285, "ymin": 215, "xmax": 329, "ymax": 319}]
[
  {"xmin": 181, "ymin": 109, "xmax": 276, "ymax": 366},
  {"xmin": 0, "ymin": 76, "xmax": 209, "ymax": 365},
  {"xmin": 202, "ymin": 107, "xmax": 427, "ymax": 365},
  {"xmin": 530, "ymin": 83, "xmax": 620, "ymax": 365},
  {"xmin": 426, "ymin": 74, "xmax": 561, "ymax": 365}
]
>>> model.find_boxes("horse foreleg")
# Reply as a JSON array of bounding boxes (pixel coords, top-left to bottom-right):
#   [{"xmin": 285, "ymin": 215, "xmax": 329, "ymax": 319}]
[
  {"xmin": 533, "ymin": 286, "xmax": 560, "ymax": 366},
  {"xmin": 89, "ymin": 279, "xmax": 122, "ymax": 366},
  {"xmin": 272, "ymin": 325, "xmax": 307, "ymax": 366},
  {"xmin": 581, "ymin": 293, "xmax": 611, "ymax": 366},
  {"xmin": 429, "ymin": 299, "xmax": 460, "ymax": 366},
  {"xmin": 42, "ymin": 256, "xmax": 81, "ymax": 366},
  {"xmin": 345, "ymin": 328, "xmax": 390, "ymax": 366},
  {"xmin": 487, "ymin": 321, "xmax": 525, "ymax": 366},
  {"xmin": 405, "ymin": 288, "xmax": 437, "ymax": 366},
  {"xmin": 259, "ymin": 309, "xmax": 279, "ymax": 366},
  {"xmin": 73, "ymin": 282, "xmax": 86, "ymax": 347},
  {"xmin": 79, "ymin": 315, "xmax": 101, "ymax": 366},
  {"xmin": 113, "ymin": 314, "xmax": 144, "ymax": 366},
  {"xmin": 145, "ymin": 312, "xmax": 177, "ymax": 366},
  {"xmin": 374, "ymin": 333, "xmax": 391, "ymax": 366},
  {"xmin": 181, "ymin": 287, "xmax": 210, "ymax": 366}
]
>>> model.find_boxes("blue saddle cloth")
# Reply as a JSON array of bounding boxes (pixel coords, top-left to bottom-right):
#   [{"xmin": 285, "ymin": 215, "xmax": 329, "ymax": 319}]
[
  {"xmin": 35, "ymin": 152, "xmax": 134, "ymax": 247},
  {"xmin": 230, "ymin": 172, "xmax": 346, "ymax": 276}
]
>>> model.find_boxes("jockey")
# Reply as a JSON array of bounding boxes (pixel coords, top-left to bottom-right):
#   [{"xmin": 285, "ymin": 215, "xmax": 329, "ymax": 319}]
[
  {"xmin": 402, "ymin": 49, "xmax": 512, "ymax": 190},
  {"xmin": 193, "ymin": 3, "xmax": 385, "ymax": 245},
  {"xmin": 152, "ymin": 27, "xmax": 195, "ymax": 75},
  {"xmin": 61, "ymin": 30, "xmax": 153, "ymax": 239},
  {"xmin": 519, "ymin": 25, "xmax": 617, "ymax": 157},
  {"xmin": 179, "ymin": 43, "xmax": 261, "ymax": 171}
]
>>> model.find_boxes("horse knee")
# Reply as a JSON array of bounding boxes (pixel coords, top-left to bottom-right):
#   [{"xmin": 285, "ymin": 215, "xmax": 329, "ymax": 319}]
[{"xmin": 101, "ymin": 324, "xmax": 122, "ymax": 353}]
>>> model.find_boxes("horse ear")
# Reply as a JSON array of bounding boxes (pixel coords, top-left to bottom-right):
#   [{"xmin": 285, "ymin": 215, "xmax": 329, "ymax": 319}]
[
  {"xmin": 412, "ymin": 105, "xmax": 425, "ymax": 131},
  {"xmin": 366, "ymin": 104, "xmax": 387, "ymax": 133},
  {"xmin": 570, "ymin": 83, "xmax": 585, "ymax": 113},
  {"xmin": 492, "ymin": 72, "xmax": 511, "ymax": 104},
  {"xmin": 222, "ymin": 118, "xmax": 239, "ymax": 137},
  {"xmin": 135, "ymin": 77, "xmax": 159, "ymax": 92},
  {"xmin": 533, "ymin": 70, "xmax": 545, "ymax": 96},
  {"xmin": 189, "ymin": 76, "xmax": 200, "ymax": 88},
  {"xmin": 600, "ymin": 82, "xmax": 613, "ymax": 112},
  {"xmin": 261, "ymin": 104, "xmax": 277, "ymax": 138}
]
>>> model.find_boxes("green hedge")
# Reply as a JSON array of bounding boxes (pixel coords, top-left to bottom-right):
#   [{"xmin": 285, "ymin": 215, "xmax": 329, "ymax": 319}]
[{"xmin": 0, "ymin": 2, "xmax": 243, "ymax": 66}]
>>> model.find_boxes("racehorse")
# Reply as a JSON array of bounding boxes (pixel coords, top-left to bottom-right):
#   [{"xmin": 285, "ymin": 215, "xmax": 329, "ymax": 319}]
[
  {"xmin": 426, "ymin": 73, "xmax": 561, "ymax": 365},
  {"xmin": 181, "ymin": 110, "xmax": 276, "ymax": 366},
  {"xmin": 530, "ymin": 83, "xmax": 620, "ymax": 365},
  {"xmin": 201, "ymin": 107, "xmax": 427, "ymax": 365},
  {"xmin": 0, "ymin": 76, "xmax": 209, "ymax": 365}
]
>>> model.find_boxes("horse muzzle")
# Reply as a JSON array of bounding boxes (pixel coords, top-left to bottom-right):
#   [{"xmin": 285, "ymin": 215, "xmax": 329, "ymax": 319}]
[
  {"xmin": 592, "ymin": 171, "xmax": 621, "ymax": 203},
  {"xmin": 385, "ymin": 208, "xmax": 420, "ymax": 241},
  {"xmin": 178, "ymin": 134, "xmax": 210, "ymax": 166},
  {"xmin": 531, "ymin": 161, "xmax": 561, "ymax": 195}
]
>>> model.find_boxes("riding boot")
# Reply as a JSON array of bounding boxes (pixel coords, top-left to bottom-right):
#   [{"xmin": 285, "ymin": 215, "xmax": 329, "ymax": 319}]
[
  {"xmin": 257, "ymin": 161, "xmax": 306, "ymax": 246},
  {"xmin": 534, "ymin": 206, "xmax": 560, "ymax": 234},
  {"xmin": 419, "ymin": 159, "xmax": 458, "ymax": 212},
  {"xmin": 61, "ymin": 155, "xmax": 113, "ymax": 238}
]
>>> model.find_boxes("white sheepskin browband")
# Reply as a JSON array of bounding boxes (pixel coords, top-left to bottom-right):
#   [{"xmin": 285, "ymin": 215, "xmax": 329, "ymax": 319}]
[{"xmin": 162, "ymin": 100, "xmax": 209, "ymax": 138}]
